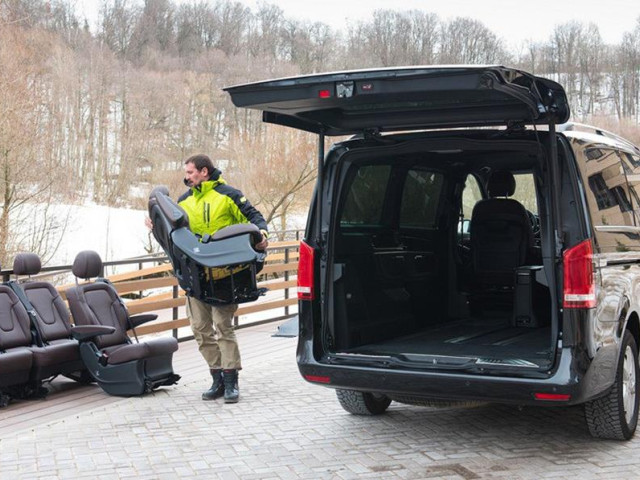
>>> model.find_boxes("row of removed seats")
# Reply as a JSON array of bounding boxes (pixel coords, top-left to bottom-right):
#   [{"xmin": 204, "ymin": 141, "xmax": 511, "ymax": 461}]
[{"xmin": 0, "ymin": 251, "xmax": 179, "ymax": 407}]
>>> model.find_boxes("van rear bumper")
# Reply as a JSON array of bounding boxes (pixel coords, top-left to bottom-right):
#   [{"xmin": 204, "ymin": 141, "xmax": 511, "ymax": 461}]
[{"xmin": 297, "ymin": 343, "xmax": 615, "ymax": 406}]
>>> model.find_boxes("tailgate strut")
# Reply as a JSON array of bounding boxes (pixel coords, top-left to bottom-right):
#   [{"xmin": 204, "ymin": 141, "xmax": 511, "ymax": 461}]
[
  {"xmin": 315, "ymin": 131, "xmax": 325, "ymax": 247},
  {"xmin": 548, "ymin": 121, "xmax": 563, "ymax": 256}
]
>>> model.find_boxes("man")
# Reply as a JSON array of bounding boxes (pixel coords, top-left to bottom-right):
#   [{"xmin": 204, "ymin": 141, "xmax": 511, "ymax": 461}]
[{"xmin": 161, "ymin": 154, "xmax": 268, "ymax": 403}]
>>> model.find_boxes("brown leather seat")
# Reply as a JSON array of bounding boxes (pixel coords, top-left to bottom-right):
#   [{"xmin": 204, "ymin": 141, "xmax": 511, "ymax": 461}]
[
  {"xmin": 0, "ymin": 284, "xmax": 35, "ymax": 405},
  {"xmin": 12, "ymin": 253, "xmax": 85, "ymax": 381},
  {"xmin": 66, "ymin": 251, "xmax": 180, "ymax": 396}
]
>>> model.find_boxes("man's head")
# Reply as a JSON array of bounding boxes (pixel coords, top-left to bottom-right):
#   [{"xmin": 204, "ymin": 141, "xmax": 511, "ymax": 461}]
[{"xmin": 184, "ymin": 154, "xmax": 215, "ymax": 188}]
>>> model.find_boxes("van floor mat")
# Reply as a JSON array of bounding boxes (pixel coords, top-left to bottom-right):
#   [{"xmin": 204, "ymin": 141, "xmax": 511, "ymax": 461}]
[{"xmin": 347, "ymin": 319, "xmax": 552, "ymax": 369}]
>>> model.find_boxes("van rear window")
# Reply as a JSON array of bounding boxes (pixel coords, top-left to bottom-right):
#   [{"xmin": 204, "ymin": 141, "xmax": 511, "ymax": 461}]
[
  {"xmin": 399, "ymin": 170, "xmax": 444, "ymax": 228},
  {"xmin": 340, "ymin": 165, "xmax": 391, "ymax": 226}
]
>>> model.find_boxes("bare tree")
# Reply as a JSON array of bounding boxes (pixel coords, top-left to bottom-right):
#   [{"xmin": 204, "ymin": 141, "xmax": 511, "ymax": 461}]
[
  {"xmin": 618, "ymin": 21, "xmax": 640, "ymax": 120},
  {"xmin": 226, "ymin": 126, "xmax": 316, "ymax": 236},
  {"xmin": 439, "ymin": 17, "xmax": 509, "ymax": 64},
  {"xmin": 550, "ymin": 22, "xmax": 583, "ymax": 108},
  {"xmin": 0, "ymin": 26, "xmax": 71, "ymax": 265},
  {"xmin": 100, "ymin": 0, "xmax": 139, "ymax": 57}
]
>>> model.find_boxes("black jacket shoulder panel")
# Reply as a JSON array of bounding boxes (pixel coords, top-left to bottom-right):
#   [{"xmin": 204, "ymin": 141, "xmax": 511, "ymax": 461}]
[
  {"xmin": 177, "ymin": 190, "xmax": 192, "ymax": 203},
  {"xmin": 214, "ymin": 184, "xmax": 268, "ymax": 231}
]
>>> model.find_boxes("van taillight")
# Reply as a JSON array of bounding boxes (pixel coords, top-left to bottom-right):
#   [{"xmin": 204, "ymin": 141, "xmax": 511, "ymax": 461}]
[
  {"xmin": 297, "ymin": 240, "xmax": 315, "ymax": 301},
  {"xmin": 563, "ymin": 239, "xmax": 596, "ymax": 309}
]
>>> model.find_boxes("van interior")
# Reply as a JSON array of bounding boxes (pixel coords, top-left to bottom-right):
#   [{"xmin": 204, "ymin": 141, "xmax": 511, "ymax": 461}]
[{"xmin": 327, "ymin": 137, "xmax": 558, "ymax": 374}]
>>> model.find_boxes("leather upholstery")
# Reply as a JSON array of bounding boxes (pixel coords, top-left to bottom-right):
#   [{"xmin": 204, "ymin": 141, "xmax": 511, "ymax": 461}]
[
  {"xmin": 486, "ymin": 170, "xmax": 516, "ymax": 197},
  {"xmin": 12, "ymin": 253, "xmax": 83, "ymax": 381},
  {"xmin": 103, "ymin": 338, "xmax": 177, "ymax": 365},
  {"xmin": 0, "ymin": 286, "xmax": 33, "ymax": 350},
  {"xmin": 0, "ymin": 286, "xmax": 33, "ymax": 387},
  {"xmin": 470, "ymin": 171, "xmax": 534, "ymax": 288},
  {"xmin": 72, "ymin": 250, "xmax": 103, "ymax": 279},
  {"xmin": 212, "ymin": 223, "xmax": 262, "ymax": 243},
  {"xmin": 22, "ymin": 282, "xmax": 73, "ymax": 341},
  {"xmin": 65, "ymin": 250, "xmax": 179, "ymax": 396},
  {"xmin": 13, "ymin": 253, "xmax": 42, "ymax": 276},
  {"xmin": 66, "ymin": 283, "xmax": 130, "ymax": 349}
]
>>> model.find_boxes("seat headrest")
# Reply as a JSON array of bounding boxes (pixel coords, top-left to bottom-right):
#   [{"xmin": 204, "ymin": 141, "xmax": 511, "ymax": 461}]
[
  {"xmin": 13, "ymin": 253, "xmax": 42, "ymax": 276},
  {"xmin": 487, "ymin": 170, "xmax": 516, "ymax": 197},
  {"xmin": 149, "ymin": 185, "xmax": 170, "ymax": 200},
  {"xmin": 72, "ymin": 251, "xmax": 103, "ymax": 279}
]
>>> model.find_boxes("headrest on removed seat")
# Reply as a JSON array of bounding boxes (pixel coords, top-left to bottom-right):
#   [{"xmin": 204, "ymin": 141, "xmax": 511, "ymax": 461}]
[
  {"xmin": 149, "ymin": 185, "xmax": 170, "ymax": 200},
  {"xmin": 13, "ymin": 253, "xmax": 42, "ymax": 276},
  {"xmin": 487, "ymin": 170, "xmax": 516, "ymax": 197},
  {"xmin": 72, "ymin": 250, "xmax": 103, "ymax": 279}
]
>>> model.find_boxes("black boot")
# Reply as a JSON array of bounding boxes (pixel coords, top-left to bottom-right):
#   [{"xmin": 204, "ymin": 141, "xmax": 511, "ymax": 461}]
[
  {"xmin": 223, "ymin": 369, "xmax": 239, "ymax": 403},
  {"xmin": 202, "ymin": 369, "xmax": 224, "ymax": 401}
]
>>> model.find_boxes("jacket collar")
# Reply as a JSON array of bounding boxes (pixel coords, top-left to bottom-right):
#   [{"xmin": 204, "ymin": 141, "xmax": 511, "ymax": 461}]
[{"xmin": 193, "ymin": 177, "xmax": 226, "ymax": 196}]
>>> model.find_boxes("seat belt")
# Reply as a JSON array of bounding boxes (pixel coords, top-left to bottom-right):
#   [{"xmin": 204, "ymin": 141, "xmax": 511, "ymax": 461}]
[
  {"xmin": 6, "ymin": 281, "xmax": 47, "ymax": 347},
  {"xmin": 96, "ymin": 277, "xmax": 140, "ymax": 344}
]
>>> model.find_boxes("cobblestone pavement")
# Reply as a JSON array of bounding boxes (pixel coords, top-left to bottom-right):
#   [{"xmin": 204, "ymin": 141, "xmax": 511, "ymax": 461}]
[{"xmin": 2, "ymin": 330, "xmax": 640, "ymax": 480}]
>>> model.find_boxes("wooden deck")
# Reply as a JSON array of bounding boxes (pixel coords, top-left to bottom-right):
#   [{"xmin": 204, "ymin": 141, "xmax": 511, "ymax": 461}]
[{"xmin": 0, "ymin": 321, "xmax": 294, "ymax": 437}]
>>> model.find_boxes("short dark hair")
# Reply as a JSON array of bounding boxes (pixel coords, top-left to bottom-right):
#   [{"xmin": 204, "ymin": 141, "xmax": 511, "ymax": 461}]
[{"xmin": 185, "ymin": 154, "xmax": 215, "ymax": 176}]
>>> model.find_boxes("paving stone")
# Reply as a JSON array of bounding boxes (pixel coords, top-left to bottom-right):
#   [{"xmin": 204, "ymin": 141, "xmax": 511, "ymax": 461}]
[{"xmin": 4, "ymin": 327, "xmax": 640, "ymax": 479}]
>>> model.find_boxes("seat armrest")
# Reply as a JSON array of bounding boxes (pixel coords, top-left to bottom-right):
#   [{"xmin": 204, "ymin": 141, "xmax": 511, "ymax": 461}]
[
  {"xmin": 71, "ymin": 325, "xmax": 116, "ymax": 342},
  {"xmin": 128, "ymin": 314, "xmax": 158, "ymax": 328}
]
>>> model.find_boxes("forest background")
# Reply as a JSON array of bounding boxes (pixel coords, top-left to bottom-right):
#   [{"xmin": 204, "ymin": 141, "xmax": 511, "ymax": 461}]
[{"xmin": 1, "ymin": 0, "xmax": 640, "ymax": 266}]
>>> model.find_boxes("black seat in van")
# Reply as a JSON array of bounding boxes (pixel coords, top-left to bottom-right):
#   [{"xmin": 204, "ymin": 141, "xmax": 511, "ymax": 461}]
[
  {"xmin": 470, "ymin": 170, "xmax": 535, "ymax": 299},
  {"xmin": 66, "ymin": 250, "xmax": 180, "ymax": 396}
]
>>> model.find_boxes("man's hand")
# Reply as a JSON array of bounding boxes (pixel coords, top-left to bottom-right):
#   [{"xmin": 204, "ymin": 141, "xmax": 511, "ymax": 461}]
[
  {"xmin": 145, "ymin": 217, "xmax": 153, "ymax": 230},
  {"xmin": 255, "ymin": 230, "xmax": 269, "ymax": 251}
]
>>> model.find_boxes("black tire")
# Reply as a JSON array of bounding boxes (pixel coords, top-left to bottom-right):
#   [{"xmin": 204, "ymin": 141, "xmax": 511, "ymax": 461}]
[
  {"xmin": 336, "ymin": 389, "xmax": 391, "ymax": 415},
  {"xmin": 584, "ymin": 330, "xmax": 639, "ymax": 440}
]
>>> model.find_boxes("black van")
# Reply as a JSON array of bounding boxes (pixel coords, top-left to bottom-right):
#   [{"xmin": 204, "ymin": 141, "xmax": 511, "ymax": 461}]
[{"xmin": 226, "ymin": 66, "xmax": 640, "ymax": 440}]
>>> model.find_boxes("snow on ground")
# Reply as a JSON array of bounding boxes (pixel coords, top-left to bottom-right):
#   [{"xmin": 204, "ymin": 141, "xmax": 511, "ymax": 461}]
[
  {"xmin": 35, "ymin": 201, "xmax": 303, "ymax": 332},
  {"xmin": 48, "ymin": 203, "xmax": 152, "ymax": 267},
  {"xmin": 40, "ymin": 203, "xmax": 306, "ymax": 268}
]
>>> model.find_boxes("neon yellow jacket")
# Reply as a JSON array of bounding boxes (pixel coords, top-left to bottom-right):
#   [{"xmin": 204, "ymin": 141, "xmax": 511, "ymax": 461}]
[{"xmin": 177, "ymin": 177, "xmax": 268, "ymax": 237}]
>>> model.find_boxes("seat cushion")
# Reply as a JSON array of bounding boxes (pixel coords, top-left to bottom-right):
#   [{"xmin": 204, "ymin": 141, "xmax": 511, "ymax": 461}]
[
  {"xmin": 30, "ymin": 339, "xmax": 80, "ymax": 368},
  {"xmin": 103, "ymin": 337, "xmax": 178, "ymax": 365},
  {"xmin": 0, "ymin": 347, "xmax": 33, "ymax": 386},
  {"xmin": 145, "ymin": 337, "xmax": 179, "ymax": 357}
]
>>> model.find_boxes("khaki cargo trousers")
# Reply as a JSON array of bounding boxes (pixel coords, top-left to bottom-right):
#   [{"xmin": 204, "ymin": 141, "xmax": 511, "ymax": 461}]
[{"xmin": 186, "ymin": 296, "xmax": 242, "ymax": 370}]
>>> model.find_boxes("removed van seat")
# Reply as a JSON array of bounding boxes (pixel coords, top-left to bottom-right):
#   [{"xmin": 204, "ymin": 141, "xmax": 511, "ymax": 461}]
[
  {"xmin": 0, "ymin": 284, "xmax": 35, "ymax": 406},
  {"xmin": 148, "ymin": 186, "xmax": 267, "ymax": 305},
  {"xmin": 66, "ymin": 251, "xmax": 180, "ymax": 396},
  {"xmin": 10, "ymin": 253, "xmax": 86, "ymax": 382}
]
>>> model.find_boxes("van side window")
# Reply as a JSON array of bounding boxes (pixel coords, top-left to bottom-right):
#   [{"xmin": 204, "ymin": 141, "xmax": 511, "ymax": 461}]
[
  {"xmin": 462, "ymin": 175, "xmax": 483, "ymax": 221},
  {"xmin": 573, "ymin": 141, "xmax": 640, "ymax": 252},
  {"xmin": 340, "ymin": 165, "xmax": 391, "ymax": 226},
  {"xmin": 619, "ymin": 151, "xmax": 640, "ymax": 224},
  {"xmin": 584, "ymin": 151, "xmax": 635, "ymax": 228},
  {"xmin": 511, "ymin": 173, "xmax": 539, "ymax": 214},
  {"xmin": 399, "ymin": 170, "xmax": 444, "ymax": 228}
]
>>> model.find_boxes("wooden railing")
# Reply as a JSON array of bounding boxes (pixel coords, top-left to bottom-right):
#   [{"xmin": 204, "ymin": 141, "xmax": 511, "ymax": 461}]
[{"xmin": 2, "ymin": 231, "xmax": 302, "ymax": 341}]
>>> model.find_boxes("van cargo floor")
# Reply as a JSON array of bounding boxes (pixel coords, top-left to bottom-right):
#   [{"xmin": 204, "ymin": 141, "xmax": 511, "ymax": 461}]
[{"xmin": 346, "ymin": 317, "xmax": 553, "ymax": 370}]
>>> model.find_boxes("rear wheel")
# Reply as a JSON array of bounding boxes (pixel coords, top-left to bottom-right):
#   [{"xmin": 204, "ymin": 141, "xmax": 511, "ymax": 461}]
[
  {"xmin": 584, "ymin": 330, "xmax": 639, "ymax": 440},
  {"xmin": 336, "ymin": 389, "xmax": 391, "ymax": 415}
]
